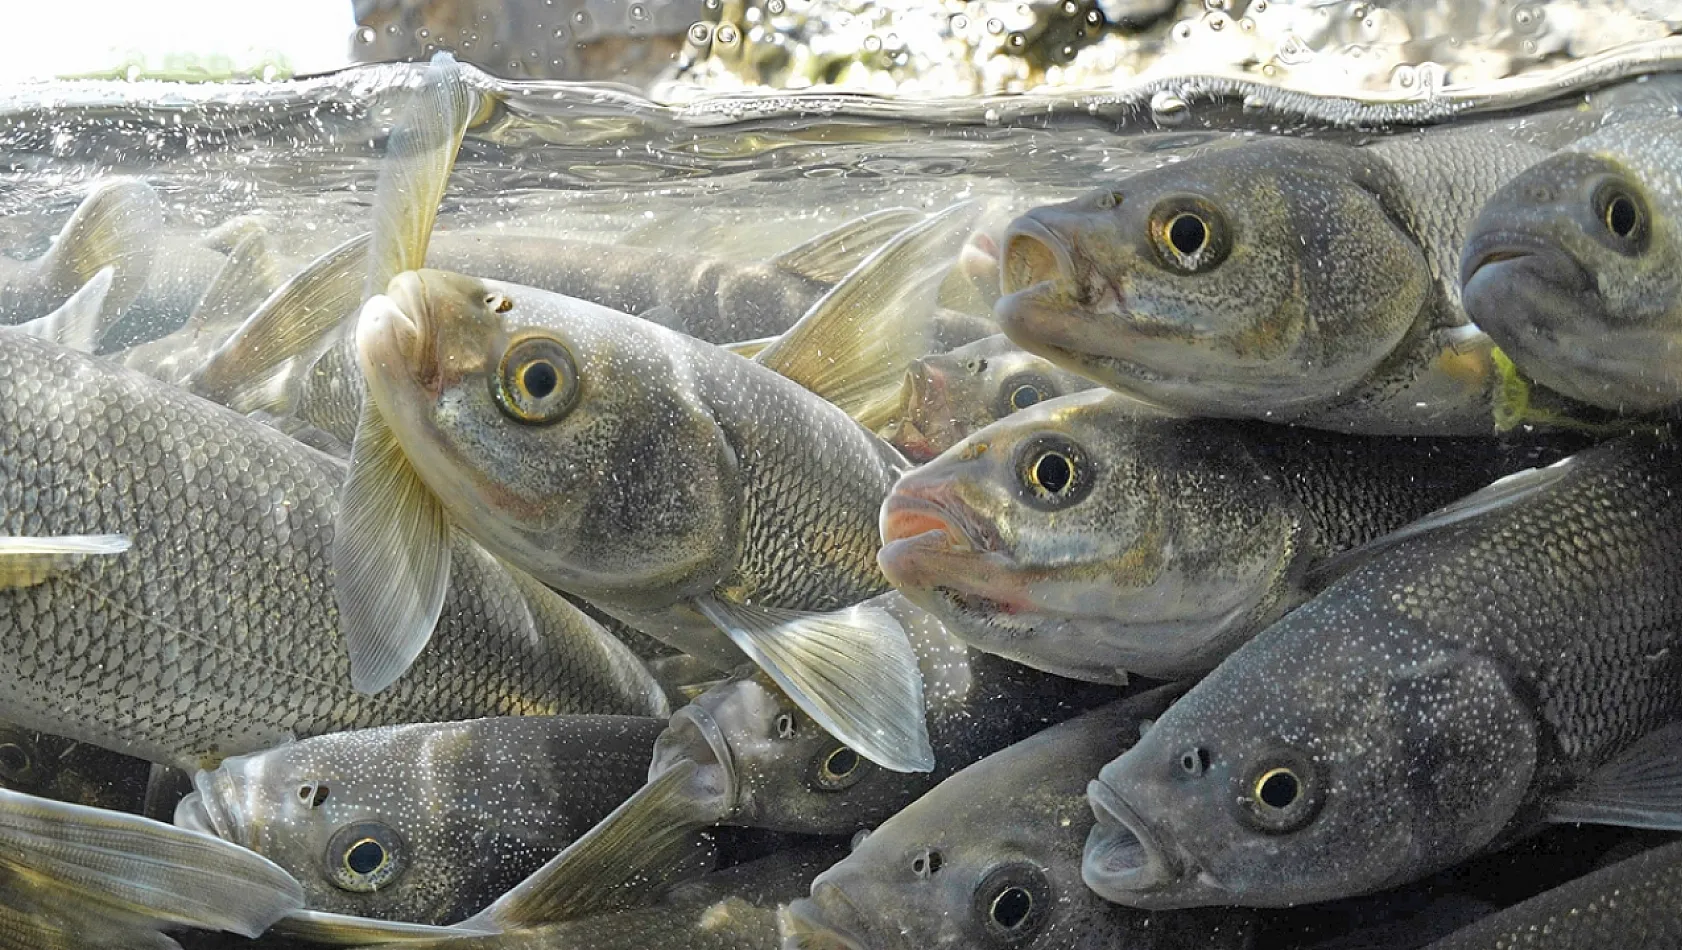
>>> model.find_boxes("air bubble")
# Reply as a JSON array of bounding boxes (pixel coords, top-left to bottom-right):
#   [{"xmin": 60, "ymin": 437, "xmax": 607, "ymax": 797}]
[
  {"xmin": 986, "ymin": 17, "xmax": 1005, "ymax": 34},
  {"xmin": 687, "ymin": 21, "xmax": 712, "ymax": 43},
  {"xmin": 951, "ymin": 13, "xmax": 969, "ymax": 29},
  {"xmin": 863, "ymin": 34, "xmax": 882, "ymax": 52},
  {"xmin": 630, "ymin": 4, "xmax": 649, "ymax": 21},
  {"xmin": 766, "ymin": 0, "xmax": 786, "ymax": 13},
  {"xmin": 1007, "ymin": 32, "xmax": 1026, "ymax": 48},
  {"xmin": 354, "ymin": 26, "xmax": 375, "ymax": 45},
  {"xmin": 715, "ymin": 23, "xmax": 739, "ymax": 44},
  {"xmin": 983, "ymin": 107, "xmax": 1002, "ymax": 126}
]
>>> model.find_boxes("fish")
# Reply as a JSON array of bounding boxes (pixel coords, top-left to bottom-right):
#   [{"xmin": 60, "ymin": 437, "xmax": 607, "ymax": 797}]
[
  {"xmin": 351, "ymin": 843, "xmax": 850, "ymax": 950},
  {"xmin": 1460, "ymin": 117, "xmax": 1682, "ymax": 414},
  {"xmin": 0, "ymin": 720, "xmax": 156, "ymax": 814},
  {"xmin": 1084, "ymin": 432, "xmax": 1682, "ymax": 910},
  {"xmin": 880, "ymin": 334, "xmax": 1100, "ymax": 462},
  {"xmin": 0, "ymin": 329, "xmax": 667, "ymax": 770},
  {"xmin": 173, "ymin": 715, "xmax": 667, "ymax": 925},
  {"xmin": 780, "ymin": 684, "xmax": 1259, "ymax": 950},
  {"xmin": 1421, "ymin": 838, "xmax": 1682, "ymax": 949},
  {"xmin": 0, "ymin": 785, "xmax": 303, "ymax": 949},
  {"xmin": 0, "ymin": 177, "xmax": 164, "ymax": 327},
  {"xmin": 995, "ymin": 130, "xmax": 1582, "ymax": 435},
  {"xmin": 333, "ymin": 55, "xmax": 978, "ymax": 773},
  {"xmin": 880, "ymin": 388, "xmax": 1575, "ymax": 682}
]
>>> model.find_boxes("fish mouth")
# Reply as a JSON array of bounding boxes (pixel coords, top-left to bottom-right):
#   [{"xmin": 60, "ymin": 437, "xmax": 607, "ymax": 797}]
[
  {"xmin": 1083, "ymin": 778, "xmax": 1183, "ymax": 903},
  {"xmin": 356, "ymin": 270, "xmax": 437, "ymax": 391},
  {"xmin": 1001, "ymin": 215, "xmax": 1077, "ymax": 295},
  {"xmin": 647, "ymin": 705, "xmax": 739, "ymax": 821},
  {"xmin": 175, "ymin": 767, "xmax": 253, "ymax": 851},
  {"xmin": 879, "ymin": 488, "xmax": 1001, "ymax": 559},
  {"xmin": 1458, "ymin": 231, "xmax": 1591, "ymax": 295},
  {"xmin": 780, "ymin": 887, "xmax": 880, "ymax": 950},
  {"xmin": 886, "ymin": 362, "xmax": 952, "ymax": 463}
]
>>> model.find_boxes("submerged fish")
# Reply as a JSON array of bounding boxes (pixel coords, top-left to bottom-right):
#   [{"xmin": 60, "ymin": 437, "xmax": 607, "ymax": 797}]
[
  {"xmin": 175, "ymin": 715, "xmax": 666, "ymax": 925},
  {"xmin": 1423, "ymin": 838, "xmax": 1682, "ymax": 949},
  {"xmin": 881, "ymin": 334, "xmax": 1100, "ymax": 462},
  {"xmin": 781, "ymin": 685, "xmax": 1258, "ymax": 950},
  {"xmin": 0, "ymin": 785, "xmax": 302, "ymax": 949},
  {"xmin": 997, "ymin": 131, "xmax": 1569, "ymax": 435},
  {"xmin": 0, "ymin": 330, "xmax": 666, "ymax": 770},
  {"xmin": 1461, "ymin": 117, "xmax": 1682, "ymax": 414},
  {"xmin": 0, "ymin": 177, "xmax": 163, "ymax": 327},
  {"xmin": 1085, "ymin": 433, "xmax": 1682, "ymax": 909},
  {"xmin": 880, "ymin": 389, "xmax": 1569, "ymax": 682}
]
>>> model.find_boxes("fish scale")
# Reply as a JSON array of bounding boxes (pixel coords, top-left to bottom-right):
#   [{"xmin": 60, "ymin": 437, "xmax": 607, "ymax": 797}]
[{"xmin": 0, "ymin": 332, "xmax": 665, "ymax": 769}]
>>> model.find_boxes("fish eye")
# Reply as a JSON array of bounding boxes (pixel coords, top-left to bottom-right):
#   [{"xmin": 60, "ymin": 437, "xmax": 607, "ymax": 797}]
[
  {"xmin": 1010, "ymin": 386, "xmax": 1043, "ymax": 410},
  {"xmin": 995, "ymin": 372, "xmax": 1058, "ymax": 418},
  {"xmin": 973, "ymin": 862, "xmax": 1050, "ymax": 943},
  {"xmin": 911, "ymin": 848, "xmax": 943, "ymax": 878},
  {"xmin": 1014, "ymin": 434, "xmax": 1093, "ymax": 510},
  {"xmin": 484, "ymin": 293, "xmax": 514, "ymax": 313},
  {"xmin": 812, "ymin": 746, "xmax": 866, "ymax": 792},
  {"xmin": 1179, "ymin": 747, "xmax": 1210, "ymax": 777},
  {"xmin": 1148, "ymin": 196, "xmax": 1230, "ymax": 273},
  {"xmin": 1233, "ymin": 753, "xmax": 1323, "ymax": 834},
  {"xmin": 1593, "ymin": 181, "xmax": 1647, "ymax": 250},
  {"xmin": 775, "ymin": 713, "xmax": 796, "ymax": 739},
  {"xmin": 296, "ymin": 782, "xmax": 330, "ymax": 808},
  {"xmin": 0, "ymin": 740, "xmax": 35, "ymax": 783},
  {"xmin": 324, "ymin": 821, "xmax": 407, "ymax": 893},
  {"xmin": 495, "ymin": 336, "xmax": 580, "ymax": 426}
]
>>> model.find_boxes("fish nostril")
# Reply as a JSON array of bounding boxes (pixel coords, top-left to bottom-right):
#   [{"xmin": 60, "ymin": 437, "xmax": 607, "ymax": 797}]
[{"xmin": 1003, "ymin": 230, "xmax": 1064, "ymax": 293}]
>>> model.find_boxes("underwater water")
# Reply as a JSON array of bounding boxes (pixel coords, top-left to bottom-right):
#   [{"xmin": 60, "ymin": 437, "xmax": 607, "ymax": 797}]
[{"xmin": 2, "ymin": 12, "xmax": 1682, "ymax": 950}]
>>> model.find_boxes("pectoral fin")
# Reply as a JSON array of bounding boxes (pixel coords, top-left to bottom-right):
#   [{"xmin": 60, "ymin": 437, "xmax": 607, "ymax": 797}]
[
  {"xmin": 0, "ymin": 786, "xmax": 302, "ymax": 949},
  {"xmin": 755, "ymin": 201, "xmax": 982, "ymax": 429},
  {"xmin": 1548, "ymin": 722, "xmax": 1682, "ymax": 830},
  {"xmin": 265, "ymin": 910, "xmax": 475, "ymax": 946},
  {"xmin": 465, "ymin": 760, "xmax": 720, "ymax": 930},
  {"xmin": 0, "ymin": 534, "xmax": 130, "ymax": 588},
  {"xmin": 698, "ymin": 597, "xmax": 934, "ymax": 773},
  {"xmin": 27, "ymin": 177, "xmax": 164, "ymax": 321},
  {"xmin": 771, "ymin": 207, "xmax": 925, "ymax": 284},
  {"xmin": 332, "ymin": 400, "xmax": 453, "ymax": 694},
  {"xmin": 11, "ymin": 267, "xmax": 114, "ymax": 352}
]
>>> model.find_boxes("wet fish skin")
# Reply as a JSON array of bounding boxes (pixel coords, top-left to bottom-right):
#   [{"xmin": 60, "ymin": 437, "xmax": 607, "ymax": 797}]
[
  {"xmin": 0, "ymin": 178, "xmax": 164, "ymax": 328},
  {"xmin": 997, "ymin": 132, "xmax": 1551, "ymax": 435},
  {"xmin": 0, "ymin": 331, "xmax": 665, "ymax": 769},
  {"xmin": 882, "ymin": 334, "xmax": 1098, "ymax": 462},
  {"xmin": 782, "ymin": 685, "xmax": 1258, "ymax": 950},
  {"xmin": 174, "ymin": 715, "xmax": 666, "ymax": 925},
  {"xmin": 1085, "ymin": 433, "xmax": 1682, "ymax": 909},
  {"xmin": 879, "ymin": 388, "xmax": 1569, "ymax": 682},
  {"xmin": 649, "ymin": 592, "xmax": 1122, "ymax": 835},
  {"xmin": 1422, "ymin": 838, "xmax": 1682, "ymax": 949},
  {"xmin": 1461, "ymin": 117, "xmax": 1682, "ymax": 414}
]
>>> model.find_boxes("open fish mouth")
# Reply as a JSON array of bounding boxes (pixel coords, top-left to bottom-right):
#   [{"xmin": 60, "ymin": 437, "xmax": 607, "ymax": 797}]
[
  {"xmin": 780, "ymin": 889, "xmax": 875, "ymax": 950},
  {"xmin": 879, "ymin": 488, "xmax": 999, "ymax": 555},
  {"xmin": 1083, "ymin": 778, "xmax": 1182, "ymax": 902},
  {"xmin": 1001, "ymin": 215, "xmax": 1078, "ymax": 295},
  {"xmin": 1458, "ymin": 231, "xmax": 1590, "ymax": 294},
  {"xmin": 174, "ymin": 767, "xmax": 252, "ymax": 851},
  {"xmin": 647, "ymin": 705, "xmax": 740, "ymax": 822}
]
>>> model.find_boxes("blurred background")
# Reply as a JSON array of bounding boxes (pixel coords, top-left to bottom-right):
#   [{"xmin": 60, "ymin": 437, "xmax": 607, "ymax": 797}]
[{"xmin": 0, "ymin": 0, "xmax": 1679, "ymax": 99}]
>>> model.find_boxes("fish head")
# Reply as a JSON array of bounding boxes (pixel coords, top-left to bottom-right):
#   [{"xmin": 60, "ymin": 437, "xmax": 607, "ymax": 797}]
[
  {"xmin": 356, "ymin": 268, "xmax": 740, "ymax": 600},
  {"xmin": 996, "ymin": 141, "xmax": 1431, "ymax": 417},
  {"xmin": 880, "ymin": 390, "xmax": 1302, "ymax": 682},
  {"xmin": 660, "ymin": 671, "xmax": 921, "ymax": 834},
  {"xmin": 1461, "ymin": 146, "xmax": 1682, "ymax": 412},
  {"xmin": 1083, "ymin": 631, "xmax": 1539, "ymax": 909},
  {"xmin": 885, "ymin": 335, "xmax": 1098, "ymax": 462}
]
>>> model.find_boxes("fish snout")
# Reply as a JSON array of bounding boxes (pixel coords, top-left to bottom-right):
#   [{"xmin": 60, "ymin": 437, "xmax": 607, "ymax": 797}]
[
  {"xmin": 1459, "ymin": 230, "xmax": 1592, "ymax": 297},
  {"xmin": 1001, "ymin": 214, "xmax": 1078, "ymax": 295},
  {"xmin": 1083, "ymin": 778, "xmax": 1183, "ymax": 906},
  {"xmin": 175, "ymin": 767, "xmax": 254, "ymax": 851},
  {"xmin": 649, "ymin": 705, "xmax": 739, "ymax": 819},
  {"xmin": 780, "ymin": 887, "xmax": 876, "ymax": 950}
]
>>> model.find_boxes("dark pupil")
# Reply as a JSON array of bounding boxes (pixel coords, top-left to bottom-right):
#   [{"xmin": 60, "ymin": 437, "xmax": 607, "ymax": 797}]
[
  {"xmin": 1009, "ymin": 385, "xmax": 1043, "ymax": 410},
  {"xmin": 1033, "ymin": 452, "xmax": 1073, "ymax": 494},
  {"xmin": 346, "ymin": 839, "xmax": 386, "ymax": 875},
  {"xmin": 1259, "ymin": 770, "xmax": 1300, "ymax": 809},
  {"xmin": 825, "ymin": 748, "xmax": 860, "ymax": 777},
  {"xmin": 1168, "ymin": 213, "xmax": 1208, "ymax": 255},
  {"xmin": 0, "ymin": 744, "xmax": 27, "ymax": 774},
  {"xmin": 991, "ymin": 886, "xmax": 1033, "ymax": 929},
  {"xmin": 1607, "ymin": 194, "xmax": 1639, "ymax": 238},
  {"xmin": 522, "ymin": 360, "xmax": 559, "ymax": 399}
]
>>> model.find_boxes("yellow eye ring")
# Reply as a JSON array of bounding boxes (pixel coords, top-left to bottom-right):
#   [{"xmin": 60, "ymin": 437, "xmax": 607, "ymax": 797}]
[
  {"xmin": 1008, "ymin": 384, "xmax": 1044, "ymax": 411},
  {"xmin": 325, "ymin": 821, "xmax": 406, "ymax": 892},
  {"xmin": 1604, "ymin": 192, "xmax": 1640, "ymax": 239},
  {"xmin": 822, "ymin": 747, "xmax": 859, "ymax": 781},
  {"xmin": 1253, "ymin": 767, "xmax": 1301, "ymax": 811},
  {"xmin": 495, "ymin": 336, "xmax": 580, "ymax": 425},
  {"xmin": 344, "ymin": 838, "xmax": 388, "ymax": 876},
  {"xmin": 1028, "ymin": 451, "xmax": 1074, "ymax": 496}
]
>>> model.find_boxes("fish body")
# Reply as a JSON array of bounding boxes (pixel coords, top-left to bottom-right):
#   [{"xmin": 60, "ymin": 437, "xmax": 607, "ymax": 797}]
[
  {"xmin": 1085, "ymin": 433, "xmax": 1682, "ymax": 909},
  {"xmin": 0, "ymin": 178, "xmax": 164, "ymax": 327},
  {"xmin": 1461, "ymin": 117, "xmax": 1682, "ymax": 414},
  {"xmin": 782, "ymin": 686, "xmax": 1258, "ymax": 950},
  {"xmin": 997, "ymin": 131, "xmax": 1557, "ymax": 435},
  {"xmin": 175, "ymin": 715, "xmax": 667, "ymax": 925},
  {"xmin": 0, "ymin": 331, "xmax": 665, "ymax": 768},
  {"xmin": 880, "ymin": 389, "xmax": 1570, "ymax": 682}
]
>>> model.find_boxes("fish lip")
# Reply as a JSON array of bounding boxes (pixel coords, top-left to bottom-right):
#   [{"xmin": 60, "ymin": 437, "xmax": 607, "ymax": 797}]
[
  {"xmin": 879, "ymin": 488, "xmax": 1001, "ymax": 556},
  {"xmin": 649, "ymin": 705, "xmax": 740, "ymax": 819},
  {"xmin": 1084, "ymin": 778, "xmax": 1184, "ymax": 902},
  {"xmin": 356, "ymin": 270, "xmax": 436, "ymax": 392},
  {"xmin": 1000, "ymin": 215, "xmax": 1078, "ymax": 295},
  {"xmin": 1459, "ymin": 231, "xmax": 1590, "ymax": 294},
  {"xmin": 179, "ymin": 768, "xmax": 252, "ymax": 851},
  {"xmin": 781, "ymin": 889, "xmax": 879, "ymax": 950}
]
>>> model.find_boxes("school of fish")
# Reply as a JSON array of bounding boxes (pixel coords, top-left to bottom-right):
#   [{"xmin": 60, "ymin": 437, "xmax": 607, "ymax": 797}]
[{"xmin": 2, "ymin": 49, "xmax": 1682, "ymax": 950}]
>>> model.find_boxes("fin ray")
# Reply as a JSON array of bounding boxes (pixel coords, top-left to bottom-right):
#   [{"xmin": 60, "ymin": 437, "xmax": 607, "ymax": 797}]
[{"xmin": 771, "ymin": 208, "xmax": 925, "ymax": 284}]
